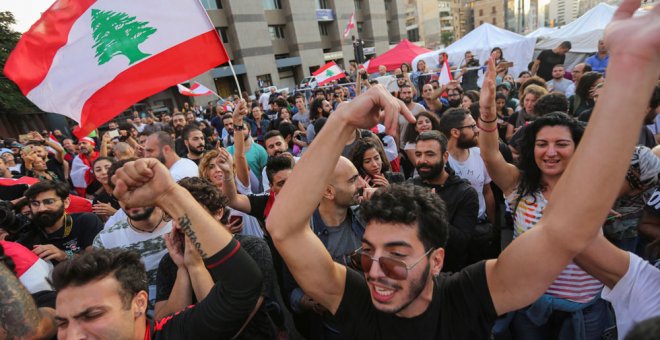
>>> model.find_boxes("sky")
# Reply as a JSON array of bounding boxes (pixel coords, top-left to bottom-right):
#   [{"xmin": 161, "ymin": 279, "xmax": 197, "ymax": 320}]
[{"xmin": 1, "ymin": 0, "xmax": 54, "ymax": 33}]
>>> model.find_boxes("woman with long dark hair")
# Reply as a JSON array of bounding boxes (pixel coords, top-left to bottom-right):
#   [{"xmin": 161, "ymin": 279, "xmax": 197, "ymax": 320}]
[
  {"xmin": 349, "ymin": 137, "xmax": 404, "ymax": 187},
  {"xmin": 569, "ymin": 71, "xmax": 603, "ymax": 117},
  {"xmin": 479, "ymin": 60, "xmax": 611, "ymax": 339}
]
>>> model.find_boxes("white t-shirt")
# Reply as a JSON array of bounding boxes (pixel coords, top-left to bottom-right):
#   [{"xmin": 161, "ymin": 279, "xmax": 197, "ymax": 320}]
[
  {"xmin": 447, "ymin": 147, "xmax": 491, "ymax": 219},
  {"xmin": 169, "ymin": 158, "xmax": 199, "ymax": 182},
  {"xmin": 93, "ymin": 218, "xmax": 172, "ymax": 306},
  {"xmin": 601, "ymin": 253, "xmax": 660, "ymax": 339},
  {"xmin": 235, "ymin": 174, "xmax": 266, "ymax": 238},
  {"xmin": 259, "ymin": 92, "xmax": 271, "ymax": 111}
]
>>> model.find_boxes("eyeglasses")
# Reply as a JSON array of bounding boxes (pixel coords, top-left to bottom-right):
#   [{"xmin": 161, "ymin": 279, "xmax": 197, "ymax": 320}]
[
  {"xmin": 458, "ymin": 124, "xmax": 478, "ymax": 130},
  {"xmin": 29, "ymin": 198, "xmax": 61, "ymax": 208},
  {"xmin": 349, "ymin": 247, "xmax": 434, "ymax": 280}
]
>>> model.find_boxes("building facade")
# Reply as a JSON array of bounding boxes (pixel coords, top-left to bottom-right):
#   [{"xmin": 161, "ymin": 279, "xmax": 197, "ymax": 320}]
[
  {"xmin": 548, "ymin": 0, "xmax": 579, "ymax": 26},
  {"xmin": 472, "ymin": 0, "xmax": 506, "ymax": 28},
  {"xmin": 188, "ymin": 0, "xmax": 406, "ymax": 100}
]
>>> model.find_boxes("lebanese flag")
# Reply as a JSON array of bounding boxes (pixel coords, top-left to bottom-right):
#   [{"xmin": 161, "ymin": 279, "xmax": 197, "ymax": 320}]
[
  {"xmin": 343, "ymin": 13, "xmax": 355, "ymax": 39},
  {"xmin": 4, "ymin": 0, "xmax": 229, "ymax": 139},
  {"xmin": 437, "ymin": 59, "xmax": 453, "ymax": 86},
  {"xmin": 0, "ymin": 177, "xmax": 39, "ymax": 186},
  {"xmin": 178, "ymin": 82, "xmax": 215, "ymax": 97},
  {"xmin": 0, "ymin": 241, "xmax": 54, "ymax": 293},
  {"xmin": 313, "ymin": 61, "xmax": 346, "ymax": 86}
]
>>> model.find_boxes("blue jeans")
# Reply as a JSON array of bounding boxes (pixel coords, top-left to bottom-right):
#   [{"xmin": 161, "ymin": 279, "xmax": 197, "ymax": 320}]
[{"xmin": 510, "ymin": 297, "xmax": 613, "ymax": 340}]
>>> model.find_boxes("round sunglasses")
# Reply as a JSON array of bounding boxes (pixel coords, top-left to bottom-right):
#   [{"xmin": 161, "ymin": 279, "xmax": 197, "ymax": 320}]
[{"xmin": 349, "ymin": 247, "xmax": 434, "ymax": 280}]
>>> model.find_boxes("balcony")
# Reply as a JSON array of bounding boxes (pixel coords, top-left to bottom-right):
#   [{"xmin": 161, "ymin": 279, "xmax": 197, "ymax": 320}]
[{"xmin": 316, "ymin": 9, "xmax": 335, "ymax": 21}]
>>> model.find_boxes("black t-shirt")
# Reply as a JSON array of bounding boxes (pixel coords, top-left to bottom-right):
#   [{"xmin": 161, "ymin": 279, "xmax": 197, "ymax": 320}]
[
  {"xmin": 17, "ymin": 212, "xmax": 104, "ymax": 256},
  {"xmin": 536, "ymin": 50, "xmax": 565, "ymax": 81},
  {"xmin": 155, "ymin": 235, "xmax": 276, "ymax": 339},
  {"xmin": 248, "ymin": 194, "xmax": 270, "ymax": 225},
  {"xmin": 92, "ymin": 191, "xmax": 120, "ymax": 210},
  {"xmin": 333, "ymin": 261, "xmax": 497, "ymax": 339}
]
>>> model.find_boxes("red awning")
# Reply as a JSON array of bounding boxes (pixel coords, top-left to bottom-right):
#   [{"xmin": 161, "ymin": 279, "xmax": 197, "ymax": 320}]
[{"xmin": 366, "ymin": 39, "xmax": 432, "ymax": 73}]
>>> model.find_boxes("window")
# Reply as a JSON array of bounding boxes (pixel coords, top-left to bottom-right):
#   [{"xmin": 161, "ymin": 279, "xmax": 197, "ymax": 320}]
[
  {"xmin": 316, "ymin": 0, "xmax": 329, "ymax": 9},
  {"xmin": 216, "ymin": 27, "xmax": 229, "ymax": 43},
  {"xmin": 357, "ymin": 22, "xmax": 363, "ymax": 34},
  {"xmin": 480, "ymin": 20, "xmax": 484, "ymax": 25},
  {"xmin": 407, "ymin": 28, "xmax": 419, "ymax": 42},
  {"xmin": 263, "ymin": 0, "xmax": 282, "ymax": 10},
  {"xmin": 354, "ymin": 0, "xmax": 362, "ymax": 10},
  {"xmin": 492, "ymin": 6, "xmax": 496, "ymax": 13},
  {"xmin": 200, "ymin": 0, "xmax": 219, "ymax": 10},
  {"xmin": 492, "ymin": 17, "xmax": 496, "ymax": 25},
  {"xmin": 257, "ymin": 74, "xmax": 273, "ymax": 88},
  {"xmin": 268, "ymin": 25, "xmax": 285, "ymax": 39},
  {"xmin": 319, "ymin": 23, "xmax": 329, "ymax": 36},
  {"xmin": 479, "ymin": 9, "xmax": 483, "ymax": 16}
]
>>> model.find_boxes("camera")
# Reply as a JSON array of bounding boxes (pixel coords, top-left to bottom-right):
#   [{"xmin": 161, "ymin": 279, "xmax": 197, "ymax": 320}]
[{"xmin": 0, "ymin": 201, "xmax": 29, "ymax": 236}]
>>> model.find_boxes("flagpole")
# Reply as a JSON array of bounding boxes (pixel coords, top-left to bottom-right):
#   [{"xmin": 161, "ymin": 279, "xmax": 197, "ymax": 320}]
[{"xmin": 226, "ymin": 59, "xmax": 243, "ymax": 99}]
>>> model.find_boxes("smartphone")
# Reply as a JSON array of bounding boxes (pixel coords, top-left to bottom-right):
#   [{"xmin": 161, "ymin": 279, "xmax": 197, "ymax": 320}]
[
  {"xmin": 108, "ymin": 130, "xmax": 120, "ymax": 138},
  {"xmin": 499, "ymin": 61, "xmax": 514, "ymax": 68},
  {"xmin": 361, "ymin": 73, "xmax": 368, "ymax": 80},
  {"xmin": 229, "ymin": 215, "xmax": 243, "ymax": 225}
]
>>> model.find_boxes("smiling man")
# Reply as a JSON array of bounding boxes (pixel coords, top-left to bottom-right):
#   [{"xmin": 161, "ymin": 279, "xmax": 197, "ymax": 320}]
[{"xmin": 267, "ymin": 5, "xmax": 659, "ymax": 333}]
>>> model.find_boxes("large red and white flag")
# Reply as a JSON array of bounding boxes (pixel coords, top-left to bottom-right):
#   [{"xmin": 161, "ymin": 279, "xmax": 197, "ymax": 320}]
[
  {"xmin": 313, "ymin": 61, "xmax": 346, "ymax": 86},
  {"xmin": 177, "ymin": 82, "xmax": 215, "ymax": 97},
  {"xmin": 343, "ymin": 13, "xmax": 355, "ymax": 39},
  {"xmin": 4, "ymin": 0, "xmax": 229, "ymax": 138}
]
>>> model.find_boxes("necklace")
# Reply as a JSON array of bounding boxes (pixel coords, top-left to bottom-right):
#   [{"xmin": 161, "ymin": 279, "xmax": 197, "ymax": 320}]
[{"xmin": 128, "ymin": 213, "xmax": 164, "ymax": 233}]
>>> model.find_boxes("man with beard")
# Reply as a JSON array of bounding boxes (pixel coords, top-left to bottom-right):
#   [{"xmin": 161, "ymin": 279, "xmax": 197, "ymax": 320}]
[
  {"xmin": 182, "ymin": 125, "xmax": 206, "ymax": 165},
  {"xmin": 408, "ymin": 130, "xmax": 478, "ymax": 272},
  {"xmin": 446, "ymin": 86, "xmax": 463, "ymax": 109},
  {"xmin": 93, "ymin": 159, "xmax": 172, "ymax": 311},
  {"xmin": 219, "ymin": 114, "xmax": 236, "ymax": 147},
  {"xmin": 546, "ymin": 64, "xmax": 572, "ymax": 94},
  {"xmin": 144, "ymin": 131, "xmax": 198, "ymax": 182},
  {"xmin": 441, "ymin": 108, "xmax": 495, "ymax": 224},
  {"xmin": 70, "ymin": 137, "xmax": 100, "ymax": 197},
  {"xmin": 61, "ymin": 138, "xmax": 77, "ymax": 165},
  {"xmin": 397, "ymin": 84, "xmax": 426, "ymax": 143},
  {"xmin": 283, "ymin": 156, "xmax": 366, "ymax": 340},
  {"xmin": 441, "ymin": 109, "xmax": 497, "ymax": 264},
  {"xmin": 228, "ymin": 117, "xmax": 268, "ymax": 183},
  {"xmin": 171, "ymin": 112, "xmax": 189, "ymax": 157},
  {"xmin": 17, "ymin": 181, "xmax": 103, "ymax": 265}
]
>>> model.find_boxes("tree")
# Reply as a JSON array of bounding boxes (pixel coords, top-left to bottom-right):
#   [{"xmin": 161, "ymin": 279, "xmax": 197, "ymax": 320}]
[
  {"xmin": 0, "ymin": 11, "xmax": 37, "ymax": 113},
  {"xmin": 91, "ymin": 9, "xmax": 157, "ymax": 65}
]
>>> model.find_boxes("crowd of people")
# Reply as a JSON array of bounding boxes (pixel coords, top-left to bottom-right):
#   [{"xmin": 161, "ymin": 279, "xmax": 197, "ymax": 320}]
[{"xmin": 0, "ymin": 1, "xmax": 659, "ymax": 338}]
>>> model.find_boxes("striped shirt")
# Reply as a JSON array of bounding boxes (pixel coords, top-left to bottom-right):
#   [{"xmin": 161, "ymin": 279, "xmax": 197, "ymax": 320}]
[{"xmin": 507, "ymin": 190, "xmax": 603, "ymax": 303}]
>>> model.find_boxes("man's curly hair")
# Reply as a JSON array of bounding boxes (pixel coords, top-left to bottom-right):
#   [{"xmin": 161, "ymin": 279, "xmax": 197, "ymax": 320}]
[
  {"xmin": 360, "ymin": 184, "xmax": 449, "ymax": 251},
  {"xmin": 177, "ymin": 177, "xmax": 228, "ymax": 214}
]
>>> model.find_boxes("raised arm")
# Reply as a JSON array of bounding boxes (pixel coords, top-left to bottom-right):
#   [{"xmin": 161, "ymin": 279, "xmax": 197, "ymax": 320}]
[
  {"xmin": 0, "ymin": 261, "xmax": 40, "ymax": 338},
  {"xmin": 216, "ymin": 148, "xmax": 252, "ymax": 213},
  {"xmin": 478, "ymin": 58, "xmax": 520, "ymax": 195},
  {"xmin": 232, "ymin": 101, "xmax": 250, "ymax": 187},
  {"xmin": 113, "ymin": 158, "xmax": 263, "ymax": 336},
  {"xmin": 267, "ymin": 85, "xmax": 415, "ymax": 314},
  {"xmin": 485, "ymin": 0, "xmax": 660, "ymax": 315}
]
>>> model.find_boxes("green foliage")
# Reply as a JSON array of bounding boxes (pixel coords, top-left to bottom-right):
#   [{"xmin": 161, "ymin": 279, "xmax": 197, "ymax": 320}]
[
  {"xmin": 441, "ymin": 31, "xmax": 455, "ymax": 47},
  {"xmin": 91, "ymin": 9, "xmax": 157, "ymax": 65},
  {"xmin": 0, "ymin": 11, "xmax": 37, "ymax": 113}
]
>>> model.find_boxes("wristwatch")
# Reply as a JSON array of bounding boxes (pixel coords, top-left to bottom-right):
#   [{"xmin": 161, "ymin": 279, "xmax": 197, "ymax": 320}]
[{"xmin": 234, "ymin": 124, "xmax": 245, "ymax": 131}]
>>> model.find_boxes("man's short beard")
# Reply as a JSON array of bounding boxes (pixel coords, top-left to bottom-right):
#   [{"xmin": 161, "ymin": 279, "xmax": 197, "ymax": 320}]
[
  {"xmin": 189, "ymin": 146, "xmax": 205, "ymax": 155},
  {"xmin": 416, "ymin": 160, "xmax": 444, "ymax": 181},
  {"xmin": 80, "ymin": 147, "xmax": 91, "ymax": 155},
  {"xmin": 402, "ymin": 97, "xmax": 412, "ymax": 104},
  {"xmin": 448, "ymin": 99, "xmax": 461, "ymax": 108},
  {"xmin": 456, "ymin": 134, "xmax": 478, "ymax": 149},
  {"xmin": 128, "ymin": 207, "xmax": 156, "ymax": 221},
  {"xmin": 32, "ymin": 205, "xmax": 65, "ymax": 229}
]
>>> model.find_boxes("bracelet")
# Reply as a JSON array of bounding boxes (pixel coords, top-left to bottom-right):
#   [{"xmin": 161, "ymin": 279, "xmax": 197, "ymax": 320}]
[
  {"xmin": 477, "ymin": 120, "xmax": 498, "ymax": 133},
  {"xmin": 478, "ymin": 115, "xmax": 498, "ymax": 124},
  {"xmin": 65, "ymin": 250, "xmax": 74, "ymax": 261}
]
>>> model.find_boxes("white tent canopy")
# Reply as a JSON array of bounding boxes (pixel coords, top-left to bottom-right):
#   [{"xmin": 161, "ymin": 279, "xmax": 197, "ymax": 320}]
[
  {"xmin": 526, "ymin": 27, "xmax": 558, "ymax": 39},
  {"xmin": 535, "ymin": 3, "xmax": 618, "ymax": 54},
  {"xmin": 412, "ymin": 23, "xmax": 536, "ymax": 84}
]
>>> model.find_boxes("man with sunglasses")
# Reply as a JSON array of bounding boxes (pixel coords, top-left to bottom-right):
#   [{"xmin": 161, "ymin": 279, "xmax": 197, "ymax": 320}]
[
  {"xmin": 16, "ymin": 181, "xmax": 103, "ymax": 264},
  {"xmin": 266, "ymin": 4, "xmax": 660, "ymax": 335}
]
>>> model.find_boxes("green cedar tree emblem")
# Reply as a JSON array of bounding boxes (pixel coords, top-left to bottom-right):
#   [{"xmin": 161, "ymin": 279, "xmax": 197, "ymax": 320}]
[
  {"xmin": 90, "ymin": 9, "xmax": 157, "ymax": 65},
  {"xmin": 325, "ymin": 69, "xmax": 334, "ymax": 77}
]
